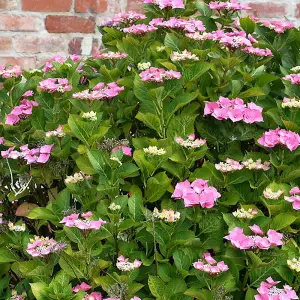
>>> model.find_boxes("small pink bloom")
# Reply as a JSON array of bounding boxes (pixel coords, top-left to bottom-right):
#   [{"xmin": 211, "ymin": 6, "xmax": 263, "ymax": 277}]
[
  {"xmin": 203, "ymin": 252, "xmax": 217, "ymax": 264},
  {"xmin": 249, "ymin": 224, "xmax": 264, "ymax": 235},
  {"xmin": 112, "ymin": 145, "xmax": 132, "ymax": 156},
  {"xmin": 267, "ymin": 229, "xmax": 283, "ymax": 246},
  {"xmin": 72, "ymin": 282, "xmax": 92, "ymax": 293}
]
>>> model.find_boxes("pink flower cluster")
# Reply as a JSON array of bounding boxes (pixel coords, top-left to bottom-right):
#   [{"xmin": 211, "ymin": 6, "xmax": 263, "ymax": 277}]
[
  {"xmin": 26, "ymin": 236, "xmax": 66, "ymax": 257},
  {"xmin": 38, "ymin": 78, "xmax": 72, "ymax": 93},
  {"xmin": 175, "ymin": 133, "xmax": 206, "ymax": 148},
  {"xmin": 209, "ymin": 1, "xmax": 250, "ymax": 11},
  {"xmin": 284, "ymin": 187, "xmax": 300, "ymax": 210},
  {"xmin": 116, "ymin": 255, "xmax": 142, "ymax": 271},
  {"xmin": 261, "ymin": 20, "xmax": 295, "ymax": 33},
  {"xmin": 204, "ymin": 97, "xmax": 263, "ymax": 123},
  {"xmin": 255, "ymin": 277, "xmax": 298, "ymax": 300},
  {"xmin": 0, "ymin": 65, "xmax": 22, "ymax": 78},
  {"xmin": 225, "ymin": 226, "xmax": 283, "ymax": 250},
  {"xmin": 283, "ymin": 74, "xmax": 300, "ymax": 85},
  {"xmin": 242, "ymin": 47, "xmax": 273, "ymax": 57},
  {"xmin": 72, "ymin": 282, "xmax": 92, "ymax": 293},
  {"xmin": 1, "ymin": 144, "xmax": 54, "ymax": 164},
  {"xmin": 172, "ymin": 179, "xmax": 221, "ymax": 208},
  {"xmin": 123, "ymin": 24, "xmax": 157, "ymax": 34},
  {"xmin": 112, "ymin": 145, "xmax": 132, "ymax": 156},
  {"xmin": 42, "ymin": 55, "xmax": 81, "ymax": 72},
  {"xmin": 140, "ymin": 67, "xmax": 181, "ymax": 82},
  {"xmin": 150, "ymin": 17, "xmax": 205, "ymax": 33},
  {"xmin": 60, "ymin": 212, "xmax": 107, "ymax": 230},
  {"xmin": 193, "ymin": 252, "xmax": 229, "ymax": 275},
  {"xmin": 94, "ymin": 51, "xmax": 128, "ymax": 60},
  {"xmin": 73, "ymin": 82, "xmax": 124, "ymax": 100},
  {"xmin": 144, "ymin": 0, "xmax": 184, "ymax": 9},
  {"xmin": 5, "ymin": 99, "xmax": 39, "ymax": 125},
  {"xmin": 258, "ymin": 128, "xmax": 300, "ymax": 151},
  {"xmin": 100, "ymin": 11, "xmax": 147, "ymax": 27}
]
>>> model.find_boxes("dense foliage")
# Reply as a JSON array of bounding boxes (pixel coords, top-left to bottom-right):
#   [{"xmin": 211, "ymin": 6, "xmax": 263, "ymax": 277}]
[{"xmin": 0, "ymin": 0, "xmax": 300, "ymax": 299}]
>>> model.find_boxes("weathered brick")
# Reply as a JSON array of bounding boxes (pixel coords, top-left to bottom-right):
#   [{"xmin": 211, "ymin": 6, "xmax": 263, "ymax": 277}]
[
  {"xmin": 75, "ymin": 0, "xmax": 107, "ymax": 13},
  {"xmin": 0, "ymin": 57, "xmax": 36, "ymax": 69},
  {"xmin": 0, "ymin": 0, "xmax": 18, "ymax": 10},
  {"xmin": 0, "ymin": 37, "xmax": 12, "ymax": 53},
  {"xmin": 14, "ymin": 36, "xmax": 39, "ymax": 53},
  {"xmin": 296, "ymin": 4, "xmax": 300, "ymax": 18},
  {"xmin": 22, "ymin": 0, "xmax": 72, "ymax": 12},
  {"xmin": 0, "ymin": 15, "xmax": 40, "ymax": 32},
  {"xmin": 127, "ymin": 0, "xmax": 143, "ymax": 11},
  {"xmin": 45, "ymin": 16, "xmax": 95, "ymax": 33},
  {"xmin": 69, "ymin": 38, "xmax": 83, "ymax": 55},
  {"xmin": 248, "ymin": 2, "xmax": 286, "ymax": 18},
  {"xmin": 39, "ymin": 36, "xmax": 66, "ymax": 53}
]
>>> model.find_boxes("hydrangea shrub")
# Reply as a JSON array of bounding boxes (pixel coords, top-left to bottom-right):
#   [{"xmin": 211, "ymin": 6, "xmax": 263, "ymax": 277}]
[{"xmin": 0, "ymin": 0, "xmax": 299, "ymax": 299}]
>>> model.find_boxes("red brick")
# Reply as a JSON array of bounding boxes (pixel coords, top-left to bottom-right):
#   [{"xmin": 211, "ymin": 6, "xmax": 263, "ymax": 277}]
[
  {"xmin": 0, "ymin": 57, "xmax": 36, "ymax": 69},
  {"xmin": 0, "ymin": 37, "xmax": 12, "ymax": 53},
  {"xmin": 39, "ymin": 36, "xmax": 66, "ymax": 53},
  {"xmin": 14, "ymin": 36, "xmax": 39, "ymax": 53},
  {"xmin": 22, "ymin": 0, "xmax": 72, "ymax": 12},
  {"xmin": 0, "ymin": 15, "xmax": 40, "ymax": 32},
  {"xmin": 75, "ymin": 0, "xmax": 107, "ymax": 13},
  {"xmin": 127, "ymin": 0, "xmax": 143, "ymax": 11},
  {"xmin": 0, "ymin": 0, "xmax": 17, "ymax": 10},
  {"xmin": 296, "ymin": 4, "xmax": 300, "ymax": 18},
  {"xmin": 69, "ymin": 38, "xmax": 83, "ymax": 55},
  {"xmin": 45, "ymin": 16, "xmax": 95, "ymax": 33},
  {"xmin": 248, "ymin": 3, "xmax": 286, "ymax": 18}
]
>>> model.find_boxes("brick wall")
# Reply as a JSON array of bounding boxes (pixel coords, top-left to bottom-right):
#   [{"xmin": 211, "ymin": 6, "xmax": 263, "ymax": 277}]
[{"xmin": 0, "ymin": 0, "xmax": 298, "ymax": 69}]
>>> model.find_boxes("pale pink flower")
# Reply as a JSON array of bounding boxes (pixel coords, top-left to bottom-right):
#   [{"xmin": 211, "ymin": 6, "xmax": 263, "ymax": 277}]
[
  {"xmin": 72, "ymin": 282, "xmax": 92, "ymax": 293},
  {"xmin": 0, "ymin": 65, "xmax": 22, "ymax": 78},
  {"xmin": 193, "ymin": 252, "xmax": 228, "ymax": 275},
  {"xmin": 249, "ymin": 224, "xmax": 264, "ymax": 235},
  {"xmin": 100, "ymin": 11, "xmax": 146, "ymax": 27},
  {"xmin": 112, "ymin": 145, "xmax": 132, "ymax": 156}
]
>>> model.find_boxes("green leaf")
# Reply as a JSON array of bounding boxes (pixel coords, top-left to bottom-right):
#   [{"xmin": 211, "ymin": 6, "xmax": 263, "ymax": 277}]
[
  {"xmin": 87, "ymin": 149, "xmax": 109, "ymax": 180},
  {"xmin": 148, "ymin": 275, "xmax": 166, "ymax": 298},
  {"xmin": 128, "ymin": 185, "xmax": 144, "ymax": 221},
  {"xmin": 240, "ymin": 17, "xmax": 256, "ymax": 34},
  {"xmin": 68, "ymin": 115, "xmax": 90, "ymax": 145},
  {"xmin": 0, "ymin": 247, "xmax": 17, "ymax": 263},
  {"xmin": 270, "ymin": 213, "xmax": 297, "ymax": 230},
  {"xmin": 183, "ymin": 62, "xmax": 211, "ymax": 82},
  {"xmin": 136, "ymin": 112, "xmax": 162, "ymax": 136},
  {"xmin": 59, "ymin": 254, "xmax": 86, "ymax": 278},
  {"xmin": 27, "ymin": 207, "xmax": 59, "ymax": 222},
  {"xmin": 195, "ymin": 0, "xmax": 212, "ymax": 17},
  {"xmin": 30, "ymin": 282, "xmax": 48, "ymax": 300},
  {"xmin": 145, "ymin": 172, "xmax": 172, "ymax": 202},
  {"xmin": 238, "ymin": 87, "xmax": 265, "ymax": 98},
  {"xmin": 64, "ymin": 227, "xmax": 83, "ymax": 245},
  {"xmin": 164, "ymin": 33, "xmax": 180, "ymax": 51},
  {"xmin": 173, "ymin": 249, "xmax": 191, "ymax": 271}
]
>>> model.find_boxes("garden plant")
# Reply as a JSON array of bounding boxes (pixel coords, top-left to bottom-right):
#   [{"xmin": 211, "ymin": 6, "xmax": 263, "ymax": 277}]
[{"xmin": 0, "ymin": 0, "xmax": 300, "ymax": 299}]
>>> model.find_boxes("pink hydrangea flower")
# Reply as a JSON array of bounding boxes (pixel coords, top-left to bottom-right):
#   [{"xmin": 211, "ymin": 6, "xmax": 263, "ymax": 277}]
[
  {"xmin": 1, "ymin": 144, "xmax": 53, "ymax": 164},
  {"xmin": 242, "ymin": 47, "xmax": 273, "ymax": 57},
  {"xmin": 255, "ymin": 277, "xmax": 298, "ymax": 300},
  {"xmin": 258, "ymin": 128, "xmax": 300, "ymax": 151},
  {"xmin": 23, "ymin": 90, "xmax": 34, "ymax": 97},
  {"xmin": 87, "ymin": 292, "xmax": 103, "ymax": 300},
  {"xmin": 204, "ymin": 97, "xmax": 263, "ymax": 124},
  {"xmin": 224, "ymin": 227, "xmax": 283, "ymax": 250},
  {"xmin": 100, "ymin": 11, "xmax": 146, "ymax": 27},
  {"xmin": 60, "ymin": 212, "xmax": 107, "ymax": 230},
  {"xmin": 123, "ymin": 24, "xmax": 157, "ymax": 34},
  {"xmin": 261, "ymin": 20, "xmax": 295, "ymax": 33},
  {"xmin": 151, "ymin": 17, "xmax": 205, "ymax": 33},
  {"xmin": 116, "ymin": 255, "xmax": 142, "ymax": 271},
  {"xmin": 0, "ymin": 137, "xmax": 5, "ymax": 145},
  {"xmin": 249, "ymin": 224, "xmax": 264, "ymax": 235},
  {"xmin": 193, "ymin": 252, "xmax": 229, "ymax": 275},
  {"xmin": 73, "ymin": 82, "xmax": 124, "ymax": 100},
  {"xmin": 0, "ymin": 65, "xmax": 22, "ymax": 78},
  {"xmin": 172, "ymin": 179, "xmax": 221, "ymax": 208},
  {"xmin": 94, "ymin": 51, "xmax": 128, "ymax": 60},
  {"xmin": 5, "ymin": 99, "xmax": 39, "ymax": 125},
  {"xmin": 140, "ymin": 67, "xmax": 181, "ymax": 82},
  {"xmin": 39, "ymin": 78, "xmax": 72, "ymax": 93},
  {"xmin": 27, "ymin": 236, "xmax": 66, "ymax": 257},
  {"xmin": 283, "ymin": 74, "xmax": 300, "ymax": 85},
  {"xmin": 209, "ymin": 1, "xmax": 250, "ymax": 11},
  {"xmin": 42, "ymin": 55, "xmax": 81, "ymax": 72},
  {"xmin": 144, "ymin": 0, "xmax": 184, "ymax": 9},
  {"xmin": 112, "ymin": 145, "xmax": 132, "ymax": 156},
  {"xmin": 72, "ymin": 282, "xmax": 92, "ymax": 293}
]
